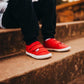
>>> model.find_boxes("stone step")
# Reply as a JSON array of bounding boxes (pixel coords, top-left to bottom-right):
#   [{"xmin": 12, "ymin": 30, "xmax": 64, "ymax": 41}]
[
  {"xmin": 0, "ymin": 21, "xmax": 84, "ymax": 58},
  {"xmin": 55, "ymin": 21, "xmax": 84, "ymax": 42},
  {"xmin": 0, "ymin": 37, "xmax": 84, "ymax": 84},
  {"xmin": 0, "ymin": 28, "xmax": 25, "ymax": 58}
]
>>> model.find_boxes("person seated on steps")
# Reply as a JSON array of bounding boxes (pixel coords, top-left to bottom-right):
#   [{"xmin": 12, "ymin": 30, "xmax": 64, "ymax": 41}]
[{"xmin": 1, "ymin": 0, "xmax": 71, "ymax": 59}]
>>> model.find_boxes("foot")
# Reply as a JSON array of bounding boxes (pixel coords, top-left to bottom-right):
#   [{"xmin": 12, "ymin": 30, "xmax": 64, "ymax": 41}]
[
  {"xmin": 44, "ymin": 38, "xmax": 71, "ymax": 52},
  {"xmin": 26, "ymin": 41, "xmax": 52, "ymax": 59}
]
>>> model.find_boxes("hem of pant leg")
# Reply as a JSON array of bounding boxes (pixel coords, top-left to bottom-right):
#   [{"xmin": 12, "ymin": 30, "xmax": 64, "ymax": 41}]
[
  {"xmin": 25, "ymin": 39, "xmax": 38, "ymax": 45},
  {"xmin": 43, "ymin": 36, "xmax": 55, "ymax": 41}
]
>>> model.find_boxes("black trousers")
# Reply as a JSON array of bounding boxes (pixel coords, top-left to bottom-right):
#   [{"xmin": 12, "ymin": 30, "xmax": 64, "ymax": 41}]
[{"xmin": 2, "ymin": 0, "xmax": 56, "ymax": 45}]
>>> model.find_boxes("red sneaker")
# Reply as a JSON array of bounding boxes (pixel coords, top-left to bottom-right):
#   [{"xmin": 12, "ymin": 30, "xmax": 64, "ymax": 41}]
[
  {"xmin": 44, "ymin": 38, "xmax": 71, "ymax": 51},
  {"xmin": 26, "ymin": 41, "xmax": 52, "ymax": 59}
]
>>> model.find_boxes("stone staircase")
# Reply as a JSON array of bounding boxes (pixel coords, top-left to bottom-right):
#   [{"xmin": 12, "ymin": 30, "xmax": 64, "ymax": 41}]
[{"xmin": 0, "ymin": 20, "xmax": 84, "ymax": 84}]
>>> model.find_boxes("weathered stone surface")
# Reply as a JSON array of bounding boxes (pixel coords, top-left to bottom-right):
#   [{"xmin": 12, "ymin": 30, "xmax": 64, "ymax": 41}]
[
  {"xmin": 0, "ymin": 29, "xmax": 25, "ymax": 58},
  {"xmin": 55, "ymin": 21, "xmax": 84, "ymax": 42},
  {"xmin": 68, "ymin": 75, "xmax": 84, "ymax": 84},
  {"xmin": 0, "ymin": 38, "xmax": 84, "ymax": 84},
  {"xmin": 57, "ymin": 10, "xmax": 74, "ymax": 22},
  {"xmin": 56, "ymin": 1, "xmax": 84, "ymax": 22}
]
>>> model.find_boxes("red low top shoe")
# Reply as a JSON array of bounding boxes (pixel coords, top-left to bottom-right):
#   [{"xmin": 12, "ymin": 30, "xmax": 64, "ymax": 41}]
[
  {"xmin": 44, "ymin": 38, "xmax": 71, "ymax": 51},
  {"xmin": 26, "ymin": 41, "xmax": 52, "ymax": 59}
]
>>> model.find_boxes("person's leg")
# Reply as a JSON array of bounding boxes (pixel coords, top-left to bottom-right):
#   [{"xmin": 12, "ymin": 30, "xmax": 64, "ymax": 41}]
[
  {"xmin": 33, "ymin": 0, "xmax": 56, "ymax": 40},
  {"xmin": 2, "ymin": 1, "xmax": 19, "ymax": 28},
  {"xmin": 2, "ymin": 0, "xmax": 39, "ymax": 45},
  {"xmin": 2, "ymin": 0, "xmax": 52, "ymax": 59},
  {"xmin": 33, "ymin": 0, "xmax": 71, "ymax": 51}
]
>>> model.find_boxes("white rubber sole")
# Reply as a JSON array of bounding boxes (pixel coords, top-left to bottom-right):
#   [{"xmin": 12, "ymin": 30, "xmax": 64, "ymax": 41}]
[
  {"xmin": 47, "ymin": 46, "xmax": 71, "ymax": 52},
  {"xmin": 26, "ymin": 51, "xmax": 52, "ymax": 59}
]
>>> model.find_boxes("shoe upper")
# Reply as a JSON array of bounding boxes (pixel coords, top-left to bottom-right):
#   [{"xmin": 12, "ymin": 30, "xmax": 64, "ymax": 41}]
[
  {"xmin": 44, "ymin": 38, "xmax": 69, "ymax": 49},
  {"xmin": 26, "ymin": 41, "xmax": 50, "ymax": 55}
]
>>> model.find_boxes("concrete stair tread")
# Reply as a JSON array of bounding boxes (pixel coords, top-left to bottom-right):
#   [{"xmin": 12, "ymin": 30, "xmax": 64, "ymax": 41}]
[
  {"xmin": 0, "ymin": 37, "xmax": 84, "ymax": 82},
  {"xmin": 56, "ymin": 20, "xmax": 84, "ymax": 26},
  {"xmin": 0, "ymin": 28, "xmax": 20, "ymax": 33},
  {"xmin": 56, "ymin": 1, "xmax": 84, "ymax": 10}
]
